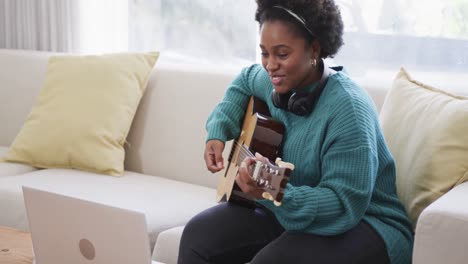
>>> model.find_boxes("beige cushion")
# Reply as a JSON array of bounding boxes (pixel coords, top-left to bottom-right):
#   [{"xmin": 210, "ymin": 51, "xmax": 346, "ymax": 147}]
[
  {"xmin": 379, "ymin": 67, "xmax": 468, "ymax": 227},
  {"xmin": 2, "ymin": 52, "xmax": 159, "ymax": 176}
]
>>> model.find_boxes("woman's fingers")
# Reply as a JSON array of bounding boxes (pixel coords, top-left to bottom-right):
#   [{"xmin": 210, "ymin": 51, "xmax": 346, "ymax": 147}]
[
  {"xmin": 204, "ymin": 140, "xmax": 225, "ymax": 173},
  {"xmin": 205, "ymin": 149, "xmax": 219, "ymax": 173},
  {"xmin": 236, "ymin": 158, "xmax": 263, "ymax": 199},
  {"xmin": 254, "ymin": 152, "xmax": 269, "ymax": 163}
]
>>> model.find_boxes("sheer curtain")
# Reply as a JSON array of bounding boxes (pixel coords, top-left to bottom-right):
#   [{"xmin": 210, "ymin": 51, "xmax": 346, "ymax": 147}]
[{"xmin": 0, "ymin": 0, "xmax": 80, "ymax": 52}]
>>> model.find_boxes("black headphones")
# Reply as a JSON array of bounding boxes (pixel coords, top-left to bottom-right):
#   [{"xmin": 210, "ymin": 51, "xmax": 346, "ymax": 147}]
[{"xmin": 271, "ymin": 59, "xmax": 334, "ymax": 116}]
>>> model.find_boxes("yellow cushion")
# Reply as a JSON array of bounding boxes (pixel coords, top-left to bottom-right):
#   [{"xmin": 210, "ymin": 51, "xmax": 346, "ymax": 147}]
[
  {"xmin": 2, "ymin": 52, "xmax": 159, "ymax": 176},
  {"xmin": 380, "ymin": 67, "xmax": 468, "ymax": 227}
]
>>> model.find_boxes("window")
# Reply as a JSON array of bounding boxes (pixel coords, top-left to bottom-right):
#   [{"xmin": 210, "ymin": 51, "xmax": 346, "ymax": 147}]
[
  {"xmin": 129, "ymin": 0, "xmax": 257, "ymax": 67},
  {"xmin": 77, "ymin": 0, "xmax": 129, "ymax": 54},
  {"xmin": 82, "ymin": 0, "xmax": 467, "ymax": 90},
  {"xmin": 334, "ymin": 0, "xmax": 468, "ymax": 76}
]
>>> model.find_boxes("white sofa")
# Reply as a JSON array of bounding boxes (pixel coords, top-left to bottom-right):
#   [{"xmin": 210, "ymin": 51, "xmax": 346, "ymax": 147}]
[{"xmin": 0, "ymin": 48, "xmax": 467, "ymax": 264}]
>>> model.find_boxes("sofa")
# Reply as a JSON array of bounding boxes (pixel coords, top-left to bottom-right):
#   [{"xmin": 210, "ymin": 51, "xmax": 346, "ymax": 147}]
[{"xmin": 0, "ymin": 48, "xmax": 467, "ymax": 264}]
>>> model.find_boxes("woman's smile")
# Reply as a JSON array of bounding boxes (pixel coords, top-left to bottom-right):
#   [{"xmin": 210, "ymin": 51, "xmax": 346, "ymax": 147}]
[{"xmin": 270, "ymin": 75, "xmax": 285, "ymax": 86}]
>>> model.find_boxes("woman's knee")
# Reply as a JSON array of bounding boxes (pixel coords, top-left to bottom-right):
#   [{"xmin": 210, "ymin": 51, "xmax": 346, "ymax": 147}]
[
  {"xmin": 178, "ymin": 209, "xmax": 220, "ymax": 264},
  {"xmin": 180, "ymin": 208, "xmax": 217, "ymax": 248},
  {"xmin": 181, "ymin": 212, "xmax": 204, "ymax": 241},
  {"xmin": 180, "ymin": 204, "xmax": 235, "ymax": 251},
  {"xmin": 250, "ymin": 248, "xmax": 283, "ymax": 264}
]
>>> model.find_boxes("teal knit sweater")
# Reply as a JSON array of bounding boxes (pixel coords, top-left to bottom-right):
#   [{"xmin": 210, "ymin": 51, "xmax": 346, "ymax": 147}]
[{"xmin": 206, "ymin": 64, "xmax": 413, "ymax": 264}]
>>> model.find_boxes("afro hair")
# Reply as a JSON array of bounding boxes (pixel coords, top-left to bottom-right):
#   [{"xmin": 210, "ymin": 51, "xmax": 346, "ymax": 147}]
[{"xmin": 255, "ymin": 0, "xmax": 344, "ymax": 58}]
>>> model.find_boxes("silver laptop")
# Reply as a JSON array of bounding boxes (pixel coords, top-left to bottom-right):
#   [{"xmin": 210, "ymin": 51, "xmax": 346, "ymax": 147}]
[{"xmin": 23, "ymin": 186, "xmax": 159, "ymax": 264}]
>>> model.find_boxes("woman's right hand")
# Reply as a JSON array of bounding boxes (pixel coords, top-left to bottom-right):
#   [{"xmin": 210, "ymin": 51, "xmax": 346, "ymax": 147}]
[{"xmin": 204, "ymin": 140, "xmax": 225, "ymax": 173}]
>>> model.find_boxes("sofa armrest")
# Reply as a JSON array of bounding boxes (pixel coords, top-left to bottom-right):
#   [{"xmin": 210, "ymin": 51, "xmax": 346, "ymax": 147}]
[
  {"xmin": 413, "ymin": 181, "xmax": 468, "ymax": 264},
  {"xmin": 152, "ymin": 226, "xmax": 184, "ymax": 264}
]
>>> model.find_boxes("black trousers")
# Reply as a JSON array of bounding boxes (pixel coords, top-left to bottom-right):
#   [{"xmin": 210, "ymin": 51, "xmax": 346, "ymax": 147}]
[{"xmin": 178, "ymin": 202, "xmax": 390, "ymax": 264}]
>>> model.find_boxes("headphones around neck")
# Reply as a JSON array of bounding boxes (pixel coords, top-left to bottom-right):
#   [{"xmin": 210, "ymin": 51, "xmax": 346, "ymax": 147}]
[{"xmin": 271, "ymin": 59, "xmax": 335, "ymax": 116}]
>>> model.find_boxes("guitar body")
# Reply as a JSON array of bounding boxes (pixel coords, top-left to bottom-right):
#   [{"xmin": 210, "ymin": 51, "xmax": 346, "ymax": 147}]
[{"xmin": 216, "ymin": 97, "xmax": 291, "ymax": 208}]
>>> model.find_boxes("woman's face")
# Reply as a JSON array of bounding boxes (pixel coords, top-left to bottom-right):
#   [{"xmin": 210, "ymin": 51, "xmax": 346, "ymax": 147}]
[{"xmin": 260, "ymin": 20, "xmax": 318, "ymax": 94}]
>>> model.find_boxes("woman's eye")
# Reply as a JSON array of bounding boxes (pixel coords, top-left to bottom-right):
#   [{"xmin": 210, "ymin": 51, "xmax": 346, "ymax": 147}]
[
  {"xmin": 260, "ymin": 52, "xmax": 268, "ymax": 58},
  {"xmin": 278, "ymin": 54, "xmax": 288, "ymax": 59}
]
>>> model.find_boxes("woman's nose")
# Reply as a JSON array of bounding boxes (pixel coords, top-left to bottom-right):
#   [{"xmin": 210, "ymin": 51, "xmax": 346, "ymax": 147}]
[{"xmin": 266, "ymin": 57, "xmax": 279, "ymax": 72}]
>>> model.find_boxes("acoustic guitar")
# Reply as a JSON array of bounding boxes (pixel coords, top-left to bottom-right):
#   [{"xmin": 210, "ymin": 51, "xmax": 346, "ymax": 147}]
[{"xmin": 216, "ymin": 97, "xmax": 295, "ymax": 208}]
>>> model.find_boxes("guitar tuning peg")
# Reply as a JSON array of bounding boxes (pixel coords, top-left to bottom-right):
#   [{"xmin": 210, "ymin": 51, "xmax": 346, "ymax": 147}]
[
  {"xmin": 273, "ymin": 200, "xmax": 282, "ymax": 206},
  {"xmin": 262, "ymin": 192, "xmax": 274, "ymax": 201},
  {"xmin": 275, "ymin": 157, "xmax": 295, "ymax": 170}
]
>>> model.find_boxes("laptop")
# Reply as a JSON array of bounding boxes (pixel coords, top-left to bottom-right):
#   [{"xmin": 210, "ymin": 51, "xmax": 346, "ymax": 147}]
[{"xmin": 23, "ymin": 186, "xmax": 160, "ymax": 264}]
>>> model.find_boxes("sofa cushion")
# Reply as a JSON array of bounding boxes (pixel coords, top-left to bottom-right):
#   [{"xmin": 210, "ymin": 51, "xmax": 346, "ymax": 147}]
[
  {"xmin": 379, "ymin": 67, "xmax": 468, "ymax": 227},
  {"xmin": 0, "ymin": 146, "xmax": 37, "ymax": 176},
  {"xmin": 0, "ymin": 168, "xmax": 217, "ymax": 250},
  {"xmin": 2, "ymin": 52, "xmax": 159, "ymax": 176}
]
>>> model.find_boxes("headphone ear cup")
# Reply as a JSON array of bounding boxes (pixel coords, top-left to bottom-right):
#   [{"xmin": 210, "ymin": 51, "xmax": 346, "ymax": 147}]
[
  {"xmin": 271, "ymin": 90, "xmax": 292, "ymax": 110},
  {"xmin": 288, "ymin": 92, "xmax": 314, "ymax": 116}
]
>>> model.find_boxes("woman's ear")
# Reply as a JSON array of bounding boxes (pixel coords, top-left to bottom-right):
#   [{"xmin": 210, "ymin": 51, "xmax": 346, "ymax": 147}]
[{"xmin": 310, "ymin": 40, "xmax": 321, "ymax": 60}]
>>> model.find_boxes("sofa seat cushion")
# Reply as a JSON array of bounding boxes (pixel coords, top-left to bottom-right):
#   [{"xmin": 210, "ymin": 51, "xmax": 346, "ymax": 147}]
[
  {"xmin": 0, "ymin": 168, "xmax": 217, "ymax": 250},
  {"xmin": 0, "ymin": 146, "xmax": 37, "ymax": 176}
]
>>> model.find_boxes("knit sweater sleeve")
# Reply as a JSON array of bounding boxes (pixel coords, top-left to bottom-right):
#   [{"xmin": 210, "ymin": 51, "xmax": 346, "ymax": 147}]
[
  {"xmin": 257, "ymin": 84, "xmax": 380, "ymax": 235},
  {"xmin": 206, "ymin": 65, "xmax": 262, "ymax": 142}
]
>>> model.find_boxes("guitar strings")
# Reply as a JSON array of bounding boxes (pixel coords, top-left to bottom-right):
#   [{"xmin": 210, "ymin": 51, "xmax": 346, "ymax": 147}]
[
  {"xmin": 234, "ymin": 141, "xmax": 253, "ymax": 155},
  {"xmin": 233, "ymin": 141, "xmax": 278, "ymax": 193},
  {"xmin": 233, "ymin": 141, "xmax": 255, "ymax": 163}
]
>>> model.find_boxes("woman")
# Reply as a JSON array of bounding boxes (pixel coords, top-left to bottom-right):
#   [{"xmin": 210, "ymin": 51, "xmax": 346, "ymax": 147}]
[{"xmin": 178, "ymin": 0, "xmax": 413, "ymax": 263}]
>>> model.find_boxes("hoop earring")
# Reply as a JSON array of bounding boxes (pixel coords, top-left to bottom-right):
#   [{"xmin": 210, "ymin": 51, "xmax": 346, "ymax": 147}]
[{"xmin": 310, "ymin": 58, "xmax": 317, "ymax": 67}]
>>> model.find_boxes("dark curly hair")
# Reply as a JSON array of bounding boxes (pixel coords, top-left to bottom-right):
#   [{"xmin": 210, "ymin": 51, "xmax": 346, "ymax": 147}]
[{"xmin": 255, "ymin": 0, "xmax": 344, "ymax": 58}]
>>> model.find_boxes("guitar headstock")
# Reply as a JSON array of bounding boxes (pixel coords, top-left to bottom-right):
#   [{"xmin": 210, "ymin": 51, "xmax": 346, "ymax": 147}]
[{"xmin": 249, "ymin": 157, "xmax": 294, "ymax": 206}]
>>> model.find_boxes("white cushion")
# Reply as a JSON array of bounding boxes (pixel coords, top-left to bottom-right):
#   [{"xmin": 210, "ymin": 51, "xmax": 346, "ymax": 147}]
[
  {"xmin": 0, "ymin": 168, "xmax": 217, "ymax": 251},
  {"xmin": 124, "ymin": 61, "xmax": 236, "ymax": 188},
  {"xmin": 152, "ymin": 226, "xmax": 184, "ymax": 264},
  {"xmin": 413, "ymin": 182, "xmax": 468, "ymax": 264},
  {"xmin": 0, "ymin": 146, "xmax": 37, "ymax": 176}
]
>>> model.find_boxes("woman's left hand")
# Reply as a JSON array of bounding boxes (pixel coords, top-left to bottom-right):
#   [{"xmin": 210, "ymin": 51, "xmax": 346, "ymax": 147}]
[{"xmin": 235, "ymin": 154, "xmax": 266, "ymax": 200}]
